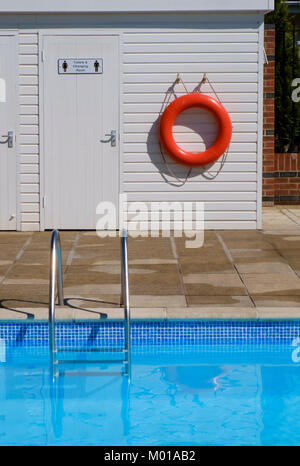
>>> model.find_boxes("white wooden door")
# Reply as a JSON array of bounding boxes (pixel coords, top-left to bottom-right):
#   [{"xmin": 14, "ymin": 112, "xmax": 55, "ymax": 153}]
[
  {"xmin": 0, "ymin": 35, "xmax": 17, "ymax": 230},
  {"xmin": 42, "ymin": 35, "xmax": 119, "ymax": 229}
]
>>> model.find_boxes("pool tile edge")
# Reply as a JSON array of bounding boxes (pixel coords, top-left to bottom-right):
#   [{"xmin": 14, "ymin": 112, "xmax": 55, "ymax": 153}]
[{"xmin": 1, "ymin": 307, "xmax": 300, "ymax": 321}]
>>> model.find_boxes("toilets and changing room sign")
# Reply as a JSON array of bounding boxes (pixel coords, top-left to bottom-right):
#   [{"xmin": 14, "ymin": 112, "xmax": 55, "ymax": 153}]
[{"xmin": 58, "ymin": 58, "xmax": 103, "ymax": 74}]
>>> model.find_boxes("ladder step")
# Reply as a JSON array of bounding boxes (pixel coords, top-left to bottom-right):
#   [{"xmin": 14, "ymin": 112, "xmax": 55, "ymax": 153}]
[
  {"xmin": 56, "ymin": 359, "xmax": 124, "ymax": 364},
  {"xmin": 59, "ymin": 371, "xmax": 124, "ymax": 377},
  {"xmin": 57, "ymin": 348, "xmax": 125, "ymax": 353}
]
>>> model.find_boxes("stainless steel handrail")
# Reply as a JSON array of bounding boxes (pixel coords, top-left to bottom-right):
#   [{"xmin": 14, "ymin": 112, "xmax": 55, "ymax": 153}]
[
  {"xmin": 120, "ymin": 229, "xmax": 131, "ymax": 381},
  {"xmin": 49, "ymin": 229, "xmax": 64, "ymax": 379},
  {"xmin": 48, "ymin": 228, "xmax": 131, "ymax": 380}
]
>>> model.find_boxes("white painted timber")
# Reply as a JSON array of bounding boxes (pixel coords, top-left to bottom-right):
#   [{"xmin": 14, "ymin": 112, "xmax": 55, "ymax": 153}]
[
  {"xmin": 0, "ymin": 34, "xmax": 17, "ymax": 230},
  {"xmin": 41, "ymin": 34, "xmax": 120, "ymax": 229},
  {"xmin": 0, "ymin": 10, "xmax": 266, "ymax": 230},
  {"xmin": 0, "ymin": 1, "xmax": 274, "ymax": 13},
  {"xmin": 19, "ymin": 32, "xmax": 40, "ymax": 231}
]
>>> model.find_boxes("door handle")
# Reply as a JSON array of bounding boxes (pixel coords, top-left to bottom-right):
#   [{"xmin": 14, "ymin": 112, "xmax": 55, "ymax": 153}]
[
  {"xmin": 0, "ymin": 131, "xmax": 13, "ymax": 148},
  {"xmin": 100, "ymin": 130, "xmax": 117, "ymax": 147}
]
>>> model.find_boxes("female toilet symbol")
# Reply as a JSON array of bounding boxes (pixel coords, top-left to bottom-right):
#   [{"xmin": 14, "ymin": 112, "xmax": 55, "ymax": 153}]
[
  {"xmin": 62, "ymin": 60, "xmax": 68, "ymax": 72},
  {"xmin": 94, "ymin": 60, "xmax": 99, "ymax": 72}
]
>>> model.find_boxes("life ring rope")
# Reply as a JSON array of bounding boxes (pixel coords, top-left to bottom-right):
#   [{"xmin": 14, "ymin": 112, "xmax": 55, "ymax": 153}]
[
  {"xmin": 158, "ymin": 75, "xmax": 192, "ymax": 187},
  {"xmin": 158, "ymin": 73, "xmax": 232, "ymax": 176}
]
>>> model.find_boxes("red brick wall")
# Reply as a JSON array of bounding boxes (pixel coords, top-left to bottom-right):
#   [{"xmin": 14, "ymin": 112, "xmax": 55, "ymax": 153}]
[
  {"xmin": 262, "ymin": 25, "xmax": 276, "ymax": 205},
  {"xmin": 275, "ymin": 153, "xmax": 300, "ymax": 203},
  {"xmin": 262, "ymin": 24, "xmax": 300, "ymax": 205}
]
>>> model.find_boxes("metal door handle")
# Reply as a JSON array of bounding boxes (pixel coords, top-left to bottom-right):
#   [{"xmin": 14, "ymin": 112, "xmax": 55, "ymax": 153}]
[
  {"xmin": 100, "ymin": 130, "xmax": 117, "ymax": 147},
  {"xmin": 0, "ymin": 131, "xmax": 13, "ymax": 148}
]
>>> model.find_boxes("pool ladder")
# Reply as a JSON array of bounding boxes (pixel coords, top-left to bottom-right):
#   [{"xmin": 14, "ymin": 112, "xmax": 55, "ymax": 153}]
[{"xmin": 48, "ymin": 229, "xmax": 131, "ymax": 380}]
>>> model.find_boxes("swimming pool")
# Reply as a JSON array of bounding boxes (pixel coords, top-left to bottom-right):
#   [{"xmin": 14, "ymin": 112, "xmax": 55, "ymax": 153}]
[{"xmin": 0, "ymin": 320, "xmax": 300, "ymax": 446}]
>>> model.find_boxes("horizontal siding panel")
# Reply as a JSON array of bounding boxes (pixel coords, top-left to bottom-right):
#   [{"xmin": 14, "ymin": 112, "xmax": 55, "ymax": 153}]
[
  {"xmin": 20, "ymin": 125, "xmax": 38, "ymax": 135},
  {"xmin": 124, "ymin": 122, "xmax": 258, "ymax": 133},
  {"xmin": 127, "ymin": 201, "xmax": 256, "ymax": 211},
  {"xmin": 20, "ymin": 194, "xmax": 39, "ymax": 203},
  {"xmin": 124, "ymin": 162, "xmax": 257, "ymax": 173},
  {"xmin": 19, "ymin": 44, "xmax": 38, "ymax": 54},
  {"xmin": 123, "ymin": 172, "xmax": 257, "ymax": 183},
  {"xmin": 19, "ymin": 65, "xmax": 38, "ymax": 75},
  {"xmin": 204, "ymin": 221, "xmax": 256, "ymax": 229},
  {"xmin": 124, "ymin": 63, "xmax": 258, "ymax": 73},
  {"xmin": 124, "ymin": 152, "xmax": 258, "ymax": 163},
  {"xmin": 20, "ymin": 134, "xmax": 39, "ymax": 144},
  {"xmin": 124, "ymin": 73, "xmax": 259, "ymax": 84},
  {"xmin": 124, "ymin": 83, "xmax": 258, "ymax": 93},
  {"xmin": 20, "ymin": 115, "xmax": 39, "ymax": 125},
  {"xmin": 21, "ymin": 223, "xmax": 40, "ymax": 232},
  {"xmin": 20, "ymin": 95, "xmax": 38, "ymax": 105},
  {"xmin": 20, "ymin": 85, "xmax": 38, "ymax": 96},
  {"xmin": 19, "ymin": 76, "xmax": 38, "ymax": 86},
  {"xmin": 123, "ymin": 32, "xmax": 259, "ymax": 44},
  {"xmin": 20, "ymin": 174, "xmax": 39, "ymax": 183},
  {"xmin": 20, "ymin": 184, "xmax": 39, "ymax": 194},
  {"xmin": 124, "ymin": 92, "xmax": 258, "ymax": 103},
  {"xmin": 20, "ymin": 155, "xmax": 39, "ymax": 164},
  {"xmin": 21, "ymin": 213, "xmax": 40, "ymax": 222},
  {"xmin": 20, "ymin": 164, "xmax": 39, "ymax": 174},
  {"xmin": 125, "ymin": 133, "xmax": 257, "ymax": 144},
  {"xmin": 20, "ymin": 145, "xmax": 39, "ymax": 155},
  {"xmin": 20, "ymin": 105, "xmax": 38, "ymax": 115},
  {"xmin": 124, "ymin": 43, "xmax": 259, "ymax": 54},
  {"xmin": 123, "ymin": 103, "xmax": 258, "ymax": 113},
  {"xmin": 124, "ymin": 112, "xmax": 258, "ymax": 123},
  {"xmin": 125, "ymin": 211, "xmax": 256, "ymax": 221},
  {"xmin": 124, "ymin": 53, "xmax": 258, "ymax": 64},
  {"xmin": 21, "ymin": 203, "xmax": 40, "ymax": 213},
  {"xmin": 19, "ymin": 34, "xmax": 38, "ymax": 45},
  {"xmin": 125, "ymin": 192, "xmax": 257, "ymax": 201},
  {"xmin": 124, "ymin": 182, "xmax": 256, "ymax": 192},
  {"xmin": 19, "ymin": 54, "xmax": 38, "ymax": 65},
  {"xmin": 124, "ymin": 142, "xmax": 257, "ymax": 153}
]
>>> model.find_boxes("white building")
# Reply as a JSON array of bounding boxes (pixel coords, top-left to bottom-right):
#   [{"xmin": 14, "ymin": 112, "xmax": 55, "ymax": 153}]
[{"xmin": 0, "ymin": 0, "xmax": 274, "ymax": 231}]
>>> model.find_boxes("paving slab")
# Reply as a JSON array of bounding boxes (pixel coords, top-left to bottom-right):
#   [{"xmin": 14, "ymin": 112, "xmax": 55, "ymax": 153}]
[
  {"xmin": 179, "ymin": 259, "xmax": 235, "ymax": 274},
  {"xmin": 183, "ymin": 273, "xmax": 247, "ymax": 296},
  {"xmin": 234, "ymin": 258, "xmax": 295, "ymax": 275},
  {"xmin": 130, "ymin": 295, "xmax": 187, "ymax": 308},
  {"xmin": 166, "ymin": 307, "xmax": 258, "ymax": 320},
  {"xmin": 0, "ymin": 207, "xmax": 300, "ymax": 318},
  {"xmin": 241, "ymin": 273, "xmax": 300, "ymax": 296},
  {"xmin": 186, "ymin": 295, "xmax": 254, "ymax": 307},
  {"xmin": 252, "ymin": 296, "xmax": 300, "ymax": 307},
  {"xmin": 220, "ymin": 239, "xmax": 274, "ymax": 251}
]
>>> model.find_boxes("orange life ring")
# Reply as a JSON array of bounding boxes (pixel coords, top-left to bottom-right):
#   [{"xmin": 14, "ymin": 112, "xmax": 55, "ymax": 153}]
[{"xmin": 158, "ymin": 93, "xmax": 232, "ymax": 167}]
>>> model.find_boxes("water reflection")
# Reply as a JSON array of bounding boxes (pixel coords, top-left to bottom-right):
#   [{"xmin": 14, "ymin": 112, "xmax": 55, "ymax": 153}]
[
  {"xmin": 1, "ymin": 346, "xmax": 300, "ymax": 445},
  {"xmin": 48, "ymin": 355, "xmax": 132, "ymax": 442}
]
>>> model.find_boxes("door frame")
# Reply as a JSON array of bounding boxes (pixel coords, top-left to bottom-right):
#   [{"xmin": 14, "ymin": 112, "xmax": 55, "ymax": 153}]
[
  {"xmin": 0, "ymin": 30, "xmax": 19, "ymax": 230},
  {"xmin": 38, "ymin": 29, "xmax": 122, "ymax": 231}
]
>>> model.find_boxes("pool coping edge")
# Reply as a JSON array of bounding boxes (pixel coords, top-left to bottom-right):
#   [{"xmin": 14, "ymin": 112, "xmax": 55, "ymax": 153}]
[{"xmin": 0, "ymin": 306, "xmax": 300, "ymax": 321}]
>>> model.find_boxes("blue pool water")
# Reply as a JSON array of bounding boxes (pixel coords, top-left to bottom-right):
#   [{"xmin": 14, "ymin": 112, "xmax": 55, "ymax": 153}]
[{"xmin": 1, "ymin": 320, "xmax": 300, "ymax": 446}]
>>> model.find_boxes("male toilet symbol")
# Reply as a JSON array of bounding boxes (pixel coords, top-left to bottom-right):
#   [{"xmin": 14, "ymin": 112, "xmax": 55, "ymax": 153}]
[
  {"xmin": 62, "ymin": 60, "xmax": 68, "ymax": 72},
  {"xmin": 94, "ymin": 60, "xmax": 100, "ymax": 72}
]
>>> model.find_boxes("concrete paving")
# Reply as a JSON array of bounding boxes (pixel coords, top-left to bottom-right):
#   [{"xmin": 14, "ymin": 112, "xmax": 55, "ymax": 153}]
[{"xmin": 1, "ymin": 206, "xmax": 300, "ymax": 319}]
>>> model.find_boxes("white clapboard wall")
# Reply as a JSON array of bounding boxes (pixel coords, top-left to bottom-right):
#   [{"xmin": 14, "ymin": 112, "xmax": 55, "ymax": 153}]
[{"xmin": 1, "ymin": 12, "xmax": 263, "ymax": 230}]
